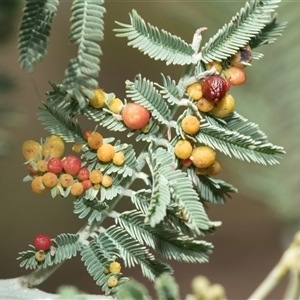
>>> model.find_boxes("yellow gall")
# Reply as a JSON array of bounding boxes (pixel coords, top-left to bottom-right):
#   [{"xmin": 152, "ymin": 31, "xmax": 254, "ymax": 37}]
[
  {"xmin": 109, "ymin": 98, "xmax": 124, "ymax": 114},
  {"xmin": 97, "ymin": 144, "xmax": 116, "ymax": 163},
  {"xmin": 186, "ymin": 82, "xmax": 203, "ymax": 101},
  {"xmin": 31, "ymin": 176, "xmax": 49, "ymax": 194},
  {"xmin": 87, "ymin": 132, "xmax": 103, "ymax": 150},
  {"xmin": 35, "ymin": 250, "xmax": 46, "ymax": 262},
  {"xmin": 72, "ymin": 143, "xmax": 84, "ymax": 154},
  {"xmin": 191, "ymin": 146, "xmax": 216, "ymax": 168},
  {"xmin": 140, "ymin": 122, "xmax": 150, "ymax": 133},
  {"xmin": 181, "ymin": 116, "xmax": 200, "ymax": 135},
  {"xmin": 22, "ymin": 140, "xmax": 42, "ymax": 162},
  {"xmin": 109, "ymin": 261, "xmax": 121, "ymax": 273},
  {"xmin": 210, "ymin": 94, "xmax": 235, "ymax": 118},
  {"xmin": 107, "ymin": 276, "xmax": 118, "ymax": 288},
  {"xmin": 89, "ymin": 89, "xmax": 106, "ymax": 109},
  {"xmin": 93, "ymin": 183, "xmax": 101, "ymax": 190},
  {"xmin": 59, "ymin": 173, "xmax": 74, "ymax": 188},
  {"xmin": 70, "ymin": 182, "xmax": 84, "ymax": 196},
  {"xmin": 205, "ymin": 61, "xmax": 222, "ymax": 73},
  {"xmin": 89, "ymin": 170, "xmax": 103, "ymax": 184},
  {"xmin": 197, "ymin": 97, "xmax": 214, "ymax": 113},
  {"xmin": 42, "ymin": 135, "xmax": 65, "ymax": 159},
  {"xmin": 37, "ymin": 160, "xmax": 48, "ymax": 173},
  {"xmin": 42, "ymin": 172, "xmax": 58, "ymax": 188},
  {"xmin": 174, "ymin": 140, "xmax": 193, "ymax": 160},
  {"xmin": 112, "ymin": 152, "xmax": 125, "ymax": 166},
  {"xmin": 102, "ymin": 175, "xmax": 113, "ymax": 188},
  {"xmin": 195, "ymin": 160, "xmax": 222, "ymax": 176}
]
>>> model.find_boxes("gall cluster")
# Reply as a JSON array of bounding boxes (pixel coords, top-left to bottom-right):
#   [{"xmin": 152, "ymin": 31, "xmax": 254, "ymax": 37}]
[
  {"xmin": 22, "ymin": 131, "xmax": 125, "ymax": 198},
  {"xmin": 104, "ymin": 261, "xmax": 122, "ymax": 288},
  {"xmin": 174, "ymin": 46, "xmax": 252, "ymax": 176},
  {"xmin": 33, "ymin": 234, "xmax": 52, "ymax": 262}
]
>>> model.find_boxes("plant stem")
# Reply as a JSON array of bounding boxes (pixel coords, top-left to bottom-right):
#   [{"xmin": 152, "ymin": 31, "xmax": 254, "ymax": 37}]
[
  {"xmin": 248, "ymin": 258, "xmax": 287, "ymax": 299},
  {"xmin": 248, "ymin": 233, "xmax": 300, "ymax": 300},
  {"xmin": 283, "ymin": 269, "xmax": 300, "ymax": 300}
]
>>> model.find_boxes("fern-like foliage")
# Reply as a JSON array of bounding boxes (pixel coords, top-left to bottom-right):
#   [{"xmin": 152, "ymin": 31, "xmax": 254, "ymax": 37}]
[
  {"xmin": 129, "ymin": 122, "xmax": 161, "ymax": 143},
  {"xmin": 104, "ymin": 225, "xmax": 173, "ymax": 281},
  {"xmin": 249, "ymin": 14, "xmax": 287, "ymax": 49},
  {"xmin": 51, "ymin": 233, "xmax": 82, "ymax": 264},
  {"xmin": 18, "ymin": 245, "xmax": 50, "ymax": 270},
  {"xmin": 157, "ymin": 74, "xmax": 182, "ymax": 106},
  {"xmin": 201, "ymin": 0, "xmax": 281, "ymax": 63},
  {"xmin": 63, "ymin": 0, "xmax": 106, "ymax": 108},
  {"xmin": 150, "ymin": 146, "xmax": 215, "ymax": 234},
  {"xmin": 187, "ymin": 168, "xmax": 237, "ymax": 205},
  {"xmin": 117, "ymin": 210, "xmax": 213, "ymax": 263},
  {"xmin": 114, "ymin": 9, "xmax": 195, "ymax": 66},
  {"xmin": 37, "ymin": 102, "xmax": 85, "ymax": 143},
  {"xmin": 18, "ymin": 0, "xmax": 59, "ymax": 72},
  {"xmin": 16, "ymin": 0, "xmax": 287, "ymax": 295},
  {"xmin": 45, "ymin": 82, "xmax": 81, "ymax": 114},
  {"xmin": 81, "ymin": 235, "xmax": 125, "ymax": 295},
  {"xmin": 145, "ymin": 168, "xmax": 170, "ymax": 227},
  {"xmin": 191, "ymin": 114, "xmax": 285, "ymax": 165},
  {"xmin": 74, "ymin": 198, "xmax": 108, "ymax": 224},
  {"xmin": 83, "ymin": 105, "xmax": 128, "ymax": 132}
]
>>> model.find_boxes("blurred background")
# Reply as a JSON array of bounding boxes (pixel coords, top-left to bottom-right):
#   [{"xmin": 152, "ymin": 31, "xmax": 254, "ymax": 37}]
[{"xmin": 0, "ymin": 1, "xmax": 299, "ymax": 299}]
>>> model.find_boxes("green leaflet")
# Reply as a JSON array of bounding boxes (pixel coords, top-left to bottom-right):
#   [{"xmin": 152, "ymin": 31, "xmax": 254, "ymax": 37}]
[
  {"xmin": 187, "ymin": 168, "xmax": 237, "ymax": 205},
  {"xmin": 114, "ymin": 9, "xmax": 194, "ymax": 66},
  {"xmin": 37, "ymin": 102, "xmax": 85, "ymax": 143},
  {"xmin": 63, "ymin": 0, "xmax": 106, "ymax": 108},
  {"xmin": 131, "ymin": 189, "xmax": 152, "ymax": 215},
  {"xmin": 201, "ymin": 0, "xmax": 281, "ymax": 63},
  {"xmin": 52, "ymin": 233, "xmax": 82, "ymax": 264},
  {"xmin": 145, "ymin": 164, "xmax": 170, "ymax": 227},
  {"xmin": 151, "ymin": 146, "xmax": 215, "ymax": 234},
  {"xmin": 18, "ymin": 0, "xmax": 59, "ymax": 72},
  {"xmin": 45, "ymin": 82, "xmax": 81, "ymax": 115},
  {"xmin": 81, "ymin": 236, "xmax": 122, "ymax": 295},
  {"xmin": 156, "ymin": 74, "xmax": 181, "ymax": 106},
  {"xmin": 83, "ymin": 106, "xmax": 128, "ymax": 132},
  {"xmin": 73, "ymin": 198, "xmax": 108, "ymax": 224},
  {"xmin": 193, "ymin": 113, "xmax": 285, "ymax": 165},
  {"xmin": 117, "ymin": 210, "xmax": 213, "ymax": 264},
  {"xmin": 249, "ymin": 14, "xmax": 287, "ymax": 49},
  {"xmin": 130, "ymin": 122, "xmax": 161, "ymax": 143}
]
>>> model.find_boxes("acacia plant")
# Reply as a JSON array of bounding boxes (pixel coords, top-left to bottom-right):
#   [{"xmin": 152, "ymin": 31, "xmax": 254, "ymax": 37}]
[{"xmin": 16, "ymin": 0, "xmax": 287, "ymax": 298}]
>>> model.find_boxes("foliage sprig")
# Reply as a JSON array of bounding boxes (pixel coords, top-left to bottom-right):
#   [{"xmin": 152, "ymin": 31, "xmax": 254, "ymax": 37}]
[{"xmin": 17, "ymin": 0, "xmax": 286, "ymax": 297}]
